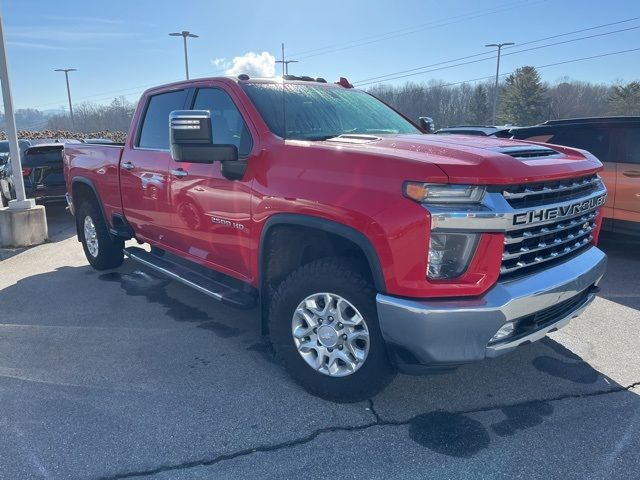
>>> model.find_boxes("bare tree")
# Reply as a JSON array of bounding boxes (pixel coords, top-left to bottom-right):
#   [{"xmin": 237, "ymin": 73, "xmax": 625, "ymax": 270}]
[
  {"xmin": 468, "ymin": 85, "xmax": 489, "ymax": 125},
  {"xmin": 46, "ymin": 97, "xmax": 135, "ymax": 133}
]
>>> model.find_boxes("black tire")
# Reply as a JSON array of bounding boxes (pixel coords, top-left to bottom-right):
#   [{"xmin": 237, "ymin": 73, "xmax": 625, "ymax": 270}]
[
  {"xmin": 77, "ymin": 200, "xmax": 124, "ymax": 270},
  {"xmin": 269, "ymin": 258, "xmax": 395, "ymax": 402}
]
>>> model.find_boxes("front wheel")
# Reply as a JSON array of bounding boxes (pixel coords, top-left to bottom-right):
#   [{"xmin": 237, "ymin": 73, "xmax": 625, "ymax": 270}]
[
  {"xmin": 269, "ymin": 258, "xmax": 395, "ymax": 402},
  {"xmin": 77, "ymin": 201, "xmax": 124, "ymax": 270},
  {"xmin": 0, "ymin": 183, "xmax": 11, "ymax": 207}
]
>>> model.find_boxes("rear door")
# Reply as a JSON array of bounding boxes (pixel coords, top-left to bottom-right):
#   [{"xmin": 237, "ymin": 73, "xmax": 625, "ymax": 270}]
[
  {"xmin": 613, "ymin": 126, "xmax": 640, "ymax": 232},
  {"xmin": 120, "ymin": 88, "xmax": 188, "ymax": 245},
  {"xmin": 168, "ymin": 85, "xmax": 255, "ymax": 281}
]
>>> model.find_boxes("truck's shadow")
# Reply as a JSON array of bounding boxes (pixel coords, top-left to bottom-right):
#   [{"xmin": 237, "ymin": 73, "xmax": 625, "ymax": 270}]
[
  {"xmin": 43, "ymin": 203, "xmax": 77, "ymax": 243},
  {"xmin": 1, "ymin": 259, "xmax": 637, "ymax": 464}
]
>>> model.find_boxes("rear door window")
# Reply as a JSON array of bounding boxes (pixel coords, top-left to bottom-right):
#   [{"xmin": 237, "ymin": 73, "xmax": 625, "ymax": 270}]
[
  {"xmin": 547, "ymin": 127, "xmax": 611, "ymax": 162},
  {"xmin": 137, "ymin": 90, "xmax": 188, "ymax": 150},
  {"xmin": 620, "ymin": 127, "xmax": 640, "ymax": 164}
]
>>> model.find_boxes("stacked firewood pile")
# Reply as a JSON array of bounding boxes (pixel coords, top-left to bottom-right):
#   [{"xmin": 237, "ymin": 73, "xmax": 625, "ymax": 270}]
[{"xmin": 0, "ymin": 130, "xmax": 128, "ymax": 142}]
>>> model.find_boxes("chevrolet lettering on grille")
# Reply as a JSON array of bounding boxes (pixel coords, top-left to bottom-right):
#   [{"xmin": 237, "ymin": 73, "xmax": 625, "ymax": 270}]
[{"xmin": 512, "ymin": 193, "xmax": 607, "ymax": 226}]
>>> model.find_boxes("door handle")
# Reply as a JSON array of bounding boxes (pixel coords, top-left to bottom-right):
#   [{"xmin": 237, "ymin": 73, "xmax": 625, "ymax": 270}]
[
  {"xmin": 171, "ymin": 168, "xmax": 188, "ymax": 178},
  {"xmin": 622, "ymin": 170, "xmax": 640, "ymax": 178},
  {"xmin": 122, "ymin": 162, "xmax": 135, "ymax": 171}
]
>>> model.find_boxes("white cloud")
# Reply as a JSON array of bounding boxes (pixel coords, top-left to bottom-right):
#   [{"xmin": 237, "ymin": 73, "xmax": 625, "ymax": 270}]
[
  {"xmin": 7, "ymin": 26, "xmax": 140, "ymax": 42},
  {"xmin": 8, "ymin": 41, "xmax": 65, "ymax": 50},
  {"xmin": 224, "ymin": 52, "xmax": 276, "ymax": 78},
  {"xmin": 212, "ymin": 57, "xmax": 231, "ymax": 70},
  {"xmin": 45, "ymin": 15, "xmax": 125, "ymax": 25}
]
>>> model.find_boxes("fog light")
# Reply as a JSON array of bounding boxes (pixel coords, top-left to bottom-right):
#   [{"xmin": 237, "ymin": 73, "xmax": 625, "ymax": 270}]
[
  {"xmin": 490, "ymin": 322, "xmax": 516, "ymax": 343},
  {"xmin": 427, "ymin": 233, "xmax": 479, "ymax": 279}
]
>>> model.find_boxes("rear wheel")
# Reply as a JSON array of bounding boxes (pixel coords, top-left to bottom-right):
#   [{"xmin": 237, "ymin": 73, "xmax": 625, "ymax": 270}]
[
  {"xmin": 77, "ymin": 201, "xmax": 124, "ymax": 270},
  {"xmin": 269, "ymin": 258, "xmax": 395, "ymax": 402}
]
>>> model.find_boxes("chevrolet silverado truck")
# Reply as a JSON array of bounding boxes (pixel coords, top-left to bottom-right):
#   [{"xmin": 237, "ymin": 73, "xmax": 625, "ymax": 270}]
[
  {"xmin": 64, "ymin": 75, "xmax": 608, "ymax": 402},
  {"xmin": 509, "ymin": 117, "xmax": 640, "ymax": 236}
]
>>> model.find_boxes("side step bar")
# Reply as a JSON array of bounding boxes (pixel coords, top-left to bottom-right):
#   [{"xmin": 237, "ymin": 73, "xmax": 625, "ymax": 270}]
[{"xmin": 123, "ymin": 246, "xmax": 256, "ymax": 309}]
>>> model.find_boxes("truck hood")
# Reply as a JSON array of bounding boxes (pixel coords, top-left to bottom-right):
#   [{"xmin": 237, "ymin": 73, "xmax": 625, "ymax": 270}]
[{"xmin": 320, "ymin": 133, "xmax": 602, "ymax": 184}]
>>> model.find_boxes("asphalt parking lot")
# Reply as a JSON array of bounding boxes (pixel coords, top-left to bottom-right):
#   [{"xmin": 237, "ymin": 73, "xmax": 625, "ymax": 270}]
[{"xmin": 1, "ymin": 205, "xmax": 639, "ymax": 480}]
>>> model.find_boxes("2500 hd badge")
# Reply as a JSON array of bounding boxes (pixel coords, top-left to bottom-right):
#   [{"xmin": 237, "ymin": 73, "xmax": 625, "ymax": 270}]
[{"xmin": 513, "ymin": 194, "xmax": 607, "ymax": 226}]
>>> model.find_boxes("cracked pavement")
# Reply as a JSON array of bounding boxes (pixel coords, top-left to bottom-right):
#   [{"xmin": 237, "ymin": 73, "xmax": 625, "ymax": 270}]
[{"xmin": 1, "ymin": 205, "xmax": 639, "ymax": 479}]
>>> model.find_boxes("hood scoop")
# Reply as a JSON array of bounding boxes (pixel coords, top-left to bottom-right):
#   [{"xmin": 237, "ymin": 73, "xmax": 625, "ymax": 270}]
[
  {"xmin": 325, "ymin": 134, "xmax": 381, "ymax": 144},
  {"xmin": 493, "ymin": 145, "xmax": 560, "ymax": 160}
]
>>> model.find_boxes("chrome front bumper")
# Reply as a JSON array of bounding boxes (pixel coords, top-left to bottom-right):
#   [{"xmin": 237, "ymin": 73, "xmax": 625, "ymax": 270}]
[{"xmin": 376, "ymin": 246, "xmax": 607, "ymax": 370}]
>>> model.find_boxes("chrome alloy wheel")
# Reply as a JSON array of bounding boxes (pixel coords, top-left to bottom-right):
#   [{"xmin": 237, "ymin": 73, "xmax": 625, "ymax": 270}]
[
  {"xmin": 83, "ymin": 215, "xmax": 99, "ymax": 258},
  {"xmin": 292, "ymin": 292, "xmax": 370, "ymax": 377}
]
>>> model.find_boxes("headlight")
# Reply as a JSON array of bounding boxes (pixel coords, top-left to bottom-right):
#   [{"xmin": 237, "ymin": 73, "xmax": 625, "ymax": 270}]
[
  {"xmin": 404, "ymin": 183, "xmax": 485, "ymax": 204},
  {"xmin": 428, "ymin": 233, "xmax": 479, "ymax": 279}
]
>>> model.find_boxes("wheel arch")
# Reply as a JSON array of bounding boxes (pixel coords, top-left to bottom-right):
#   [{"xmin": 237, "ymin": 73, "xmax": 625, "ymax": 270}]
[
  {"xmin": 259, "ymin": 213, "xmax": 386, "ymax": 293},
  {"xmin": 258, "ymin": 213, "xmax": 387, "ymax": 335},
  {"xmin": 71, "ymin": 177, "xmax": 110, "ymax": 238}
]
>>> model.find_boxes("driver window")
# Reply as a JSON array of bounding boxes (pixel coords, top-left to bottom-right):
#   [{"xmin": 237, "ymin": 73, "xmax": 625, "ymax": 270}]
[{"xmin": 192, "ymin": 88, "xmax": 253, "ymax": 157}]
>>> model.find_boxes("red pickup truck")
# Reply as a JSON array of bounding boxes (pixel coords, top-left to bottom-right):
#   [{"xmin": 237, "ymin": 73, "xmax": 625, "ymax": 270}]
[{"xmin": 64, "ymin": 75, "xmax": 608, "ymax": 402}]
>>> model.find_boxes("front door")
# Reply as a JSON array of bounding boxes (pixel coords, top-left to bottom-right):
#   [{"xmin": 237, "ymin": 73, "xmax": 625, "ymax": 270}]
[
  {"xmin": 169, "ymin": 85, "xmax": 255, "ymax": 281},
  {"xmin": 613, "ymin": 126, "xmax": 640, "ymax": 232},
  {"xmin": 120, "ymin": 88, "xmax": 188, "ymax": 245}
]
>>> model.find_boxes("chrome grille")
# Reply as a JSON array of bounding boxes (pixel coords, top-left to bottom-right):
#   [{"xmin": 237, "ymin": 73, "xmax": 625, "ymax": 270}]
[
  {"xmin": 499, "ymin": 174, "xmax": 600, "ymax": 209},
  {"xmin": 427, "ymin": 173, "xmax": 606, "ymax": 280},
  {"xmin": 501, "ymin": 209, "xmax": 598, "ymax": 278}
]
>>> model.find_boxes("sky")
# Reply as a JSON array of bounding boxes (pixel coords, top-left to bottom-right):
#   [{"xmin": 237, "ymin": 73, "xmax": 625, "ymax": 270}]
[{"xmin": 2, "ymin": 0, "xmax": 640, "ymax": 111}]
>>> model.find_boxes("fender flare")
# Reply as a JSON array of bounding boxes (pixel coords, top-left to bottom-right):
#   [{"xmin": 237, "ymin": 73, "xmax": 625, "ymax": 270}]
[
  {"xmin": 71, "ymin": 176, "xmax": 111, "ymax": 232},
  {"xmin": 259, "ymin": 213, "xmax": 386, "ymax": 293}
]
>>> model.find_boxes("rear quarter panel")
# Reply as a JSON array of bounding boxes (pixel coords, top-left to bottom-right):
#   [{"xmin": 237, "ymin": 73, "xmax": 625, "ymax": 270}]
[{"xmin": 64, "ymin": 144, "xmax": 124, "ymax": 223}]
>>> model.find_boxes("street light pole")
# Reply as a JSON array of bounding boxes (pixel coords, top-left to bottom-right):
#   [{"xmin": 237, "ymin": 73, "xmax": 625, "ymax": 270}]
[
  {"xmin": 54, "ymin": 68, "xmax": 76, "ymax": 130},
  {"xmin": 485, "ymin": 42, "xmax": 514, "ymax": 125},
  {"xmin": 0, "ymin": 6, "xmax": 47, "ymax": 249},
  {"xmin": 276, "ymin": 43, "xmax": 298, "ymax": 76},
  {"xmin": 169, "ymin": 31, "xmax": 199, "ymax": 79},
  {"xmin": 0, "ymin": 7, "xmax": 32, "ymax": 208}
]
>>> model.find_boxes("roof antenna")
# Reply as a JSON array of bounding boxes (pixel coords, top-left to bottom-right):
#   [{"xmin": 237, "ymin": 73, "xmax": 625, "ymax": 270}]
[{"xmin": 280, "ymin": 42, "xmax": 287, "ymax": 140}]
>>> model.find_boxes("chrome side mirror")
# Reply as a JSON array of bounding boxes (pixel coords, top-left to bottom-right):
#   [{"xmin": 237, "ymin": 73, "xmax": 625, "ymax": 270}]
[{"xmin": 169, "ymin": 110, "xmax": 238, "ymax": 163}]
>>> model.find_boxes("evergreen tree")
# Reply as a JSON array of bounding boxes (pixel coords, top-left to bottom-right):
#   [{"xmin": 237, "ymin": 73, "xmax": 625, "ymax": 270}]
[
  {"xmin": 609, "ymin": 81, "xmax": 640, "ymax": 115},
  {"xmin": 498, "ymin": 66, "xmax": 547, "ymax": 125}
]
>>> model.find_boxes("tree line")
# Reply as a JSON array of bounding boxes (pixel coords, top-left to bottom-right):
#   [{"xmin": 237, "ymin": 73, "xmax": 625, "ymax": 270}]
[
  {"xmin": 0, "ymin": 96, "xmax": 136, "ymax": 134},
  {"xmin": 369, "ymin": 67, "xmax": 640, "ymax": 128},
  {"xmin": 1, "ymin": 67, "xmax": 639, "ymax": 135}
]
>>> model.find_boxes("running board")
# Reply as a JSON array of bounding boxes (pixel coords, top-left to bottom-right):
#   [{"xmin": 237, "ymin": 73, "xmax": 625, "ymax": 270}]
[{"xmin": 123, "ymin": 246, "xmax": 256, "ymax": 309}]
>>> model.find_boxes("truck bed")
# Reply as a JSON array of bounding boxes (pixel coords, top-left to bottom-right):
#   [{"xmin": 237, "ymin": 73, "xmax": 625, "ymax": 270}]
[{"xmin": 64, "ymin": 143, "xmax": 124, "ymax": 221}]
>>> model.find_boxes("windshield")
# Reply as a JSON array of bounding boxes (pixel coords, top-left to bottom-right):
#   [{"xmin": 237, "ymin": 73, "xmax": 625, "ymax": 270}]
[{"xmin": 240, "ymin": 83, "xmax": 420, "ymax": 140}]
